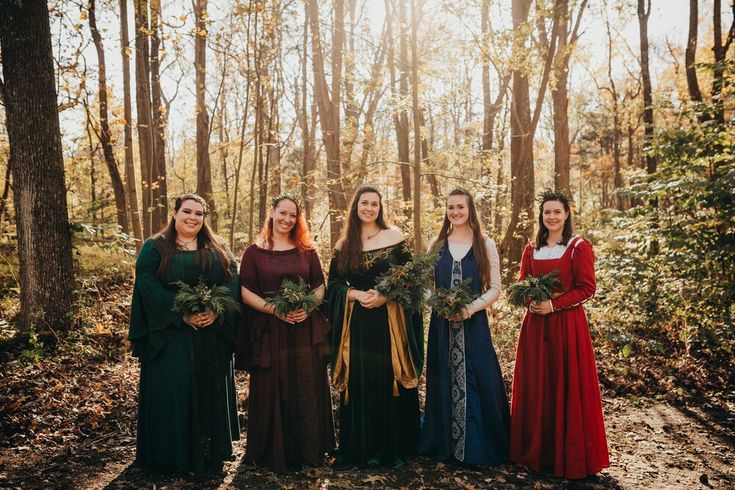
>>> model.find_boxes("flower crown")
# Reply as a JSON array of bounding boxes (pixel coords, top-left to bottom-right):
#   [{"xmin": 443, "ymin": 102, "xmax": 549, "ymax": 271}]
[
  {"xmin": 537, "ymin": 188, "xmax": 569, "ymax": 204},
  {"xmin": 271, "ymin": 192, "xmax": 301, "ymax": 209}
]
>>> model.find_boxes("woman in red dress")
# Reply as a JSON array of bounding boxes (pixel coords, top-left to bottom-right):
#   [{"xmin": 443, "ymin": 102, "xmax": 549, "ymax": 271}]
[
  {"xmin": 510, "ymin": 190, "xmax": 609, "ymax": 479},
  {"xmin": 237, "ymin": 194, "xmax": 334, "ymax": 472}
]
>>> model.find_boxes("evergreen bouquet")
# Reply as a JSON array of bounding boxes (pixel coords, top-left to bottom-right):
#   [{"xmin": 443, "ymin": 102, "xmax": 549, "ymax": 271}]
[
  {"xmin": 264, "ymin": 277, "xmax": 322, "ymax": 317},
  {"xmin": 427, "ymin": 278, "xmax": 480, "ymax": 319},
  {"xmin": 506, "ymin": 270, "xmax": 562, "ymax": 308},
  {"xmin": 171, "ymin": 276, "xmax": 241, "ymax": 317},
  {"xmin": 375, "ymin": 247, "xmax": 438, "ymax": 312}
]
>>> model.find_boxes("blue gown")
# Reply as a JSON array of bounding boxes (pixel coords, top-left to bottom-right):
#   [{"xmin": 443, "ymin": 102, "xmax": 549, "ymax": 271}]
[{"xmin": 418, "ymin": 241, "xmax": 510, "ymax": 465}]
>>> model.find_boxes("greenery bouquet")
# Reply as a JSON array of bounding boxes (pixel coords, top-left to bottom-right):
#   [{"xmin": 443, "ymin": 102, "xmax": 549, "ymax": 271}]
[
  {"xmin": 375, "ymin": 247, "xmax": 438, "ymax": 312},
  {"xmin": 506, "ymin": 271, "xmax": 562, "ymax": 308},
  {"xmin": 264, "ymin": 277, "xmax": 322, "ymax": 317},
  {"xmin": 427, "ymin": 278, "xmax": 480, "ymax": 319},
  {"xmin": 171, "ymin": 276, "xmax": 241, "ymax": 317}
]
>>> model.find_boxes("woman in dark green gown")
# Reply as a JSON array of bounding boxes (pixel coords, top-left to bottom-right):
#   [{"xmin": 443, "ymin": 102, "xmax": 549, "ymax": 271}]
[
  {"xmin": 326, "ymin": 186, "xmax": 424, "ymax": 470},
  {"xmin": 128, "ymin": 193, "xmax": 240, "ymax": 474}
]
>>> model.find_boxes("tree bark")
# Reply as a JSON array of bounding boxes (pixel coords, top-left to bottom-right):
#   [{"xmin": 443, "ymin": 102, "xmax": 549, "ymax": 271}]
[
  {"xmin": 638, "ymin": 0, "xmax": 655, "ymax": 175},
  {"xmin": 149, "ymin": 0, "xmax": 167, "ymax": 231},
  {"xmin": 410, "ymin": 0, "xmax": 422, "ymax": 252},
  {"xmin": 88, "ymin": 0, "xmax": 129, "ymax": 233},
  {"xmin": 134, "ymin": 0, "xmax": 156, "ymax": 236},
  {"xmin": 0, "ymin": 0, "xmax": 75, "ymax": 334},
  {"xmin": 195, "ymin": 0, "xmax": 216, "ymax": 229},
  {"xmin": 307, "ymin": 0, "xmax": 347, "ymax": 245},
  {"xmin": 120, "ymin": 0, "xmax": 143, "ymax": 248},
  {"xmin": 686, "ymin": 0, "xmax": 703, "ymax": 103},
  {"xmin": 299, "ymin": 3, "xmax": 316, "ymax": 222}
]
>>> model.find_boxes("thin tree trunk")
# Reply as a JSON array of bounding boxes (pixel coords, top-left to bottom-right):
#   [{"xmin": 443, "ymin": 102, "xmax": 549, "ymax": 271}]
[
  {"xmin": 88, "ymin": 0, "xmax": 129, "ymax": 233},
  {"xmin": 195, "ymin": 0, "xmax": 216, "ymax": 229},
  {"xmin": 134, "ymin": 0, "xmax": 155, "ymax": 237},
  {"xmin": 120, "ymin": 0, "xmax": 143, "ymax": 248},
  {"xmin": 150, "ymin": 0, "xmax": 167, "ymax": 231},
  {"xmin": 84, "ymin": 100, "xmax": 98, "ymax": 224},
  {"xmin": 686, "ymin": 0, "xmax": 703, "ymax": 103},
  {"xmin": 299, "ymin": 3, "xmax": 316, "ymax": 222},
  {"xmin": 638, "ymin": 0, "xmax": 655, "ymax": 175},
  {"xmin": 410, "ymin": 0, "xmax": 422, "ymax": 251},
  {"xmin": 307, "ymin": 0, "xmax": 347, "ymax": 245},
  {"xmin": 0, "ymin": 0, "xmax": 75, "ymax": 334}
]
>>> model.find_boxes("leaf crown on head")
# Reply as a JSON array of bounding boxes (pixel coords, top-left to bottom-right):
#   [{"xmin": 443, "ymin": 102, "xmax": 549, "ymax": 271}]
[
  {"xmin": 271, "ymin": 192, "xmax": 301, "ymax": 209},
  {"xmin": 537, "ymin": 188, "xmax": 569, "ymax": 205}
]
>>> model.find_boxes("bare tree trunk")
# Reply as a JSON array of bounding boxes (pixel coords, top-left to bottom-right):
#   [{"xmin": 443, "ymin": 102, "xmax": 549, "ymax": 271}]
[
  {"xmin": 0, "ymin": 0, "xmax": 75, "ymax": 334},
  {"xmin": 195, "ymin": 0, "xmax": 216, "ymax": 229},
  {"xmin": 686, "ymin": 0, "xmax": 703, "ymax": 103},
  {"xmin": 150, "ymin": 0, "xmax": 167, "ymax": 231},
  {"xmin": 410, "ymin": 0, "xmax": 422, "ymax": 251},
  {"xmin": 299, "ymin": 3, "xmax": 316, "ymax": 222},
  {"xmin": 551, "ymin": 0, "xmax": 586, "ymax": 199},
  {"xmin": 120, "ymin": 0, "xmax": 143, "ymax": 248},
  {"xmin": 711, "ymin": 0, "xmax": 734, "ymax": 125},
  {"xmin": 134, "ymin": 0, "xmax": 156, "ymax": 236},
  {"xmin": 638, "ymin": 0, "xmax": 655, "ymax": 175},
  {"xmin": 83, "ymin": 97, "xmax": 98, "ymax": 224},
  {"xmin": 307, "ymin": 0, "xmax": 347, "ymax": 245},
  {"xmin": 605, "ymin": 15, "xmax": 623, "ymax": 210},
  {"xmin": 88, "ymin": 0, "xmax": 129, "ymax": 233}
]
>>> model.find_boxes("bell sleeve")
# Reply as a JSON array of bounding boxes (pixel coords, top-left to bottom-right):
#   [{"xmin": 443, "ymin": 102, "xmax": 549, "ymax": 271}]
[
  {"xmin": 326, "ymin": 251, "xmax": 350, "ymax": 364},
  {"xmin": 394, "ymin": 243, "xmax": 425, "ymax": 378},
  {"xmin": 128, "ymin": 238, "xmax": 183, "ymax": 359}
]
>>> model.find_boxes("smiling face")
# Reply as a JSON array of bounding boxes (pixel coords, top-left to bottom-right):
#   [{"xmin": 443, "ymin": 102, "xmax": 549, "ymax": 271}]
[
  {"xmin": 173, "ymin": 199, "xmax": 205, "ymax": 239},
  {"xmin": 542, "ymin": 199, "xmax": 569, "ymax": 234},
  {"xmin": 356, "ymin": 191, "xmax": 381, "ymax": 224},
  {"xmin": 446, "ymin": 194, "xmax": 470, "ymax": 227},
  {"xmin": 271, "ymin": 199, "xmax": 298, "ymax": 235}
]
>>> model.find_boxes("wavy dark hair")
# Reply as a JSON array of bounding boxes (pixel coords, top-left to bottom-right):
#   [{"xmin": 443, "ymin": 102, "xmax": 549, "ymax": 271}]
[
  {"xmin": 153, "ymin": 193, "xmax": 232, "ymax": 281},
  {"xmin": 535, "ymin": 190, "xmax": 574, "ymax": 250},
  {"xmin": 258, "ymin": 194, "xmax": 314, "ymax": 252},
  {"xmin": 337, "ymin": 186, "xmax": 390, "ymax": 274},
  {"xmin": 435, "ymin": 188, "xmax": 491, "ymax": 290}
]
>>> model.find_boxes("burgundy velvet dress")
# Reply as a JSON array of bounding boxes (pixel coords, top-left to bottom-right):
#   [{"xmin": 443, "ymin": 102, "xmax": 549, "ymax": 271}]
[
  {"xmin": 237, "ymin": 245, "xmax": 335, "ymax": 473},
  {"xmin": 510, "ymin": 237, "xmax": 610, "ymax": 479}
]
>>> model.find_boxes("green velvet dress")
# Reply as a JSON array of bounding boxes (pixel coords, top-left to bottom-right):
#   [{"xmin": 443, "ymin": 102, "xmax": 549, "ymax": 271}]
[
  {"xmin": 326, "ymin": 241, "xmax": 424, "ymax": 466},
  {"xmin": 128, "ymin": 238, "xmax": 241, "ymax": 473}
]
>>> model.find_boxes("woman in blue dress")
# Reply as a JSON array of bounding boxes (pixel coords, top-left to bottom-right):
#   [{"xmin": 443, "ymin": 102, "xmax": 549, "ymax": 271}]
[{"xmin": 418, "ymin": 188, "xmax": 510, "ymax": 465}]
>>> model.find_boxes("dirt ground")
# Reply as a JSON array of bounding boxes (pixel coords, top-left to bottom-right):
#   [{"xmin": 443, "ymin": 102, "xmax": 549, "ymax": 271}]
[{"xmin": 2, "ymin": 352, "xmax": 733, "ymax": 490}]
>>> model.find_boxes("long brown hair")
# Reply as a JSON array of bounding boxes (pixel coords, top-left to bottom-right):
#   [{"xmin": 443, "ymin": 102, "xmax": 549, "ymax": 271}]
[
  {"xmin": 535, "ymin": 189, "xmax": 574, "ymax": 249},
  {"xmin": 258, "ymin": 194, "xmax": 314, "ymax": 252},
  {"xmin": 435, "ymin": 188, "xmax": 491, "ymax": 290},
  {"xmin": 337, "ymin": 186, "xmax": 389, "ymax": 274},
  {"xmin": 153, "ymin": 193, "xmax": 232, "ymax": 281}
]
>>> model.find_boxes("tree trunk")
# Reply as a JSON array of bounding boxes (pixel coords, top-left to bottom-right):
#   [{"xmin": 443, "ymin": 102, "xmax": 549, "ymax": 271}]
[
  {"xmin": 134, "ymin": 0, "xmax": 156, "ymax": 237},
  {"xmin": 195, "ymin": 0, "xmax": 216, "ymax": 229},
  {"xmin": 0, "ymin": 0, "xmax": 75, "ymax": 334},
  {"xmin": 395, "ymin": 0, "xmax": 412, "ymax": 219},
  {"xmin": 299, "ymin": 3, "xmax": 316, "ymax": 222},
  {"xmin": 120, "ymin": 0, "xmax": 143, "ymax": 248},
  {"xmin": 686, "ymin": 0, "xmax": 703, "ymax": 103},
  {"xmin": 638, "ymin": 0, "xmax": 655, "ymax": 175},
  {"xmin": 149, "ymin": 0, "xmax": 167, "ymax": 231},
  {"xmin": 307, "ymin": 0, "xmax": 347, "ymax": 245},
  {"xmin": 88, "ymin": 0, "xmax": 129, "ymax": 233},
  {"xmin": 410, "ymin": 0, "xmax": 422, "ymax": 252}
]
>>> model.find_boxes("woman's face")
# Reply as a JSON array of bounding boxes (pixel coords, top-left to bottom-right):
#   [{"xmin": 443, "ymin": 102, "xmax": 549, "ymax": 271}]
[
  {"xmin": 542, "ymin": 200, "xmax": 568, "ymax": 234},
  {"xmin": 271, "ymin": 199, "xmax": 298, "ymax": 235},
  {"xmin": 446, "ymin": 194, "xmax": 470, "ymax": 227},
  {"xmin": 173, "ymin": 199, "xmax": 205, "ymax": 238},
  {"xmin": 356, "ymin": 192, "xmax": 381, "ymax": 224}
]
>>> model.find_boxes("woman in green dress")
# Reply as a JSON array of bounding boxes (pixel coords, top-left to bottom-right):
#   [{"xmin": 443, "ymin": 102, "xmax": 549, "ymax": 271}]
[
  {"xmin": 327, "ymin": 186, "xmax": 424, "ymax": 470},
  {"xmin": 128, "ymin": 193, "xmax": 240, "ymax": 474}
]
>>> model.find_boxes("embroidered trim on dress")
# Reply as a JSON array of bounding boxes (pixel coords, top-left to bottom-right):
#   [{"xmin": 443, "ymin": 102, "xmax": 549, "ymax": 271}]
[{"xmin": 448, "ymin": 259, "xmax": 467, "ymax": 462}]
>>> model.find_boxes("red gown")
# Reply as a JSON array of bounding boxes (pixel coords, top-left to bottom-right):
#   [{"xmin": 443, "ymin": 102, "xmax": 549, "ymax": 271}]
[{"xmin": 509, "ymin": 237, "xmax": 609, "ymax": 479}]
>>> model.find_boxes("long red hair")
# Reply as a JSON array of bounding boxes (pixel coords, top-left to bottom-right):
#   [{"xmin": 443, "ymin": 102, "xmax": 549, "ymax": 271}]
[{"xmin": 258, "ymin": 195, "xmax": 314, "ymax": 252}]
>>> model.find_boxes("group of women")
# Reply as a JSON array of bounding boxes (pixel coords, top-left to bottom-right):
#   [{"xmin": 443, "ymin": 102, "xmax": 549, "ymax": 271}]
[{"xmin": 128, "ymin": 186, "xmax": 610, "ymax": 480}]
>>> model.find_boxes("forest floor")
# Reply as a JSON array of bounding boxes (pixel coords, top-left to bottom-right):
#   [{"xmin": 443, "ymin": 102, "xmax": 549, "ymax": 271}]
[{"xmin": 1, "ymin": 274, "xmax": 733, "ymax": 489}]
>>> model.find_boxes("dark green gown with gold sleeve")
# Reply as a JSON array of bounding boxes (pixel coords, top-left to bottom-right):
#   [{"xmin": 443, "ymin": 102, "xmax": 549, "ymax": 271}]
[
  {"xmin": 128, "ymin": 238, "xmax": 240, "ymax": 473},
  {"xmin": 326, "ymin": 241, "xmax": 424, "ymax": 467}
]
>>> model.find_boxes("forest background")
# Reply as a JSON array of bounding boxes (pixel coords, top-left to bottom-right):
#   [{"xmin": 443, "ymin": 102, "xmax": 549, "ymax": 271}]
[{"xmin": 0, "ymin": 0, "xmax": 733, "ymax": 488}]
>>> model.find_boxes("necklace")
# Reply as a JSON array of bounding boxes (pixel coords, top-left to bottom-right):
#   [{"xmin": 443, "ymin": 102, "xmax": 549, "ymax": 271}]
[
  {"xmin": 177, "ymin": 236, "xmax": 197, "ymax": 249},
  {"xmin": 363, "ymin": 228, "xmax": 380, "ymax": 240}
]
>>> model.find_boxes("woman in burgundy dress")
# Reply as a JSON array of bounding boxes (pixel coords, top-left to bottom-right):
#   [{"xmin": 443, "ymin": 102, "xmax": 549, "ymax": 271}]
[
  {"xmin": 510, "ymin": 190, "xmax": 609, "ymax": 479},
  {"xmin": 237, "ymin": 194, "xmax": 334, "ymax": 472}
]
